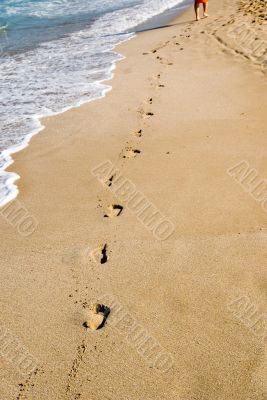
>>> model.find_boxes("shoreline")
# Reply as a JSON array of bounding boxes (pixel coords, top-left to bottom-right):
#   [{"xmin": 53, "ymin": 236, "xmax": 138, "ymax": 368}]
[
  {"xmin": 0, "ymin": 1, "xmax": 190, "ymax": 209},
  {"xmin": 1, "ymin": 0, "xmax": 267, "ymax": 399}
]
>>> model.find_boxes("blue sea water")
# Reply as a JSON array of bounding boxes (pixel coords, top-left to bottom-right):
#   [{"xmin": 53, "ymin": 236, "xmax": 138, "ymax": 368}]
[{"xmin": 0, "ymin": 0, "xmax": 187, "ymax": 205}]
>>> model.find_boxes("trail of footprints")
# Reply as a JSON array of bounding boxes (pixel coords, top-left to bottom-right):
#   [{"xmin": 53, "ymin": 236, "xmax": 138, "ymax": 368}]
[
  {"xmin": 142, "ymin": 25, "xmax": 193, "ymax": 66},
  {"xmin": 64, "ymin": 74, "xmax": 160, "ymax": 398},
  {"xmin": 13, "ymin": 23, "xmax": 190, "ymax": 399},
  {"xmin": 64, "ymin": 30, "xmax": 178, "ymax": 395},
  {"xmin": 15, "ymin": 22, "xmax": 196, "ymax": 400},
  {"xmin": 64, "ymin": 22, "xmax": 195, "ymax": 397},
  {"xmin": 64, "ymin": 20, "xmax": 208, "ymax": 398}
]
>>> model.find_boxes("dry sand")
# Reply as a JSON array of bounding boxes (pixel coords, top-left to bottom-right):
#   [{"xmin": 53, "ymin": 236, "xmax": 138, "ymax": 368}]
[{"xmin": 0, "ymin": 0, "xmax": 267, "ymax": 399}]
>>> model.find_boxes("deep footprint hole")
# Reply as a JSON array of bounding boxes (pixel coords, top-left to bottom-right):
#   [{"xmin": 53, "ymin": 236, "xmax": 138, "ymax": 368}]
[
  {"xmin": 104, "ymin": 204, "xmax": 123, "ymax": 217},
  {"xmin": 123, "ymin": 149, "xmax": 141, "ymax": 158},
  {"xmin": 101, "ymin": 244, "xmax": 108, "ymax": 264},
  {"xmin": 107, "ymin": 175, "xmax": 115, "ymax": 187}
]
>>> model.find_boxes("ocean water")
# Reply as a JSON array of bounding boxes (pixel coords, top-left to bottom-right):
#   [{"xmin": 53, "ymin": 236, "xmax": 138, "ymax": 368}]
[{"xmin": 0, "ymin": 0, "xmax": 186, "ymax": 206}]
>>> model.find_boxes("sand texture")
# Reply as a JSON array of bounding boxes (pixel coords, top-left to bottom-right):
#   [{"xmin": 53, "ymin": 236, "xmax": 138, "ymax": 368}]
[{"xmin": 0, "ymin": 0, "xmax": 267, "ymax": 399}]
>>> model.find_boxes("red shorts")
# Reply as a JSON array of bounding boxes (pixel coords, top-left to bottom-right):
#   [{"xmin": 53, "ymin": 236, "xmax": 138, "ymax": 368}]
[{"xmin": 195, "ymin": 0, "xmax": 208, "ymax": 3}]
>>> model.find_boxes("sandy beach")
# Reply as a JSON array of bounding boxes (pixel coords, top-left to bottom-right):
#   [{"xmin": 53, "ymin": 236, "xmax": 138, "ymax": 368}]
[{"xmin": 0, "ymin": 0, "xmax": 267, "ymax": 399}]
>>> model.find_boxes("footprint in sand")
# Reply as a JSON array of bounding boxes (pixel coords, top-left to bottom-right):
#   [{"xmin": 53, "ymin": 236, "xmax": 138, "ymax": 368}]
[
  {"xmin": 133, "ymin": 129, "xmax": 142, "ymax": 137},
  {"xmin": 154, "ymin": 73, "xmax": 165, "ymax": 88},
  {"xmin": 104, "ymin": 204, "xmax": 123, "ymax": 218},
  {"xmin": 156, "ymin": 55, "xmax": 173, "ymax": 65},
  {"xmin": 90, "ymin": 244, "xmax": 109, "ymax": 264},
  {"xmin": 101, "ymin": 173, "xmax": 116, "ymax": 187},
  {"xmin": 83, "ymin": 303, "xmax": 110, "ymax": 330},
  {"xmin": 139, "ymin": 107, "xmax": 154, "ymax": 118},
  {"xmin": 123, "ymin": 147, "xmax": 141, "ymax": 159},
  {"xmin": 150, "ymin": 73, "xmax": 162, "ymax": 89}
]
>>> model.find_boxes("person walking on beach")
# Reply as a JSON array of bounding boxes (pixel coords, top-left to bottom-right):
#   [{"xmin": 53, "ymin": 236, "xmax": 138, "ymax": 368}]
[{"xmin": 194, "ymin": 0, "xmax": 209, "ymax": 21}]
